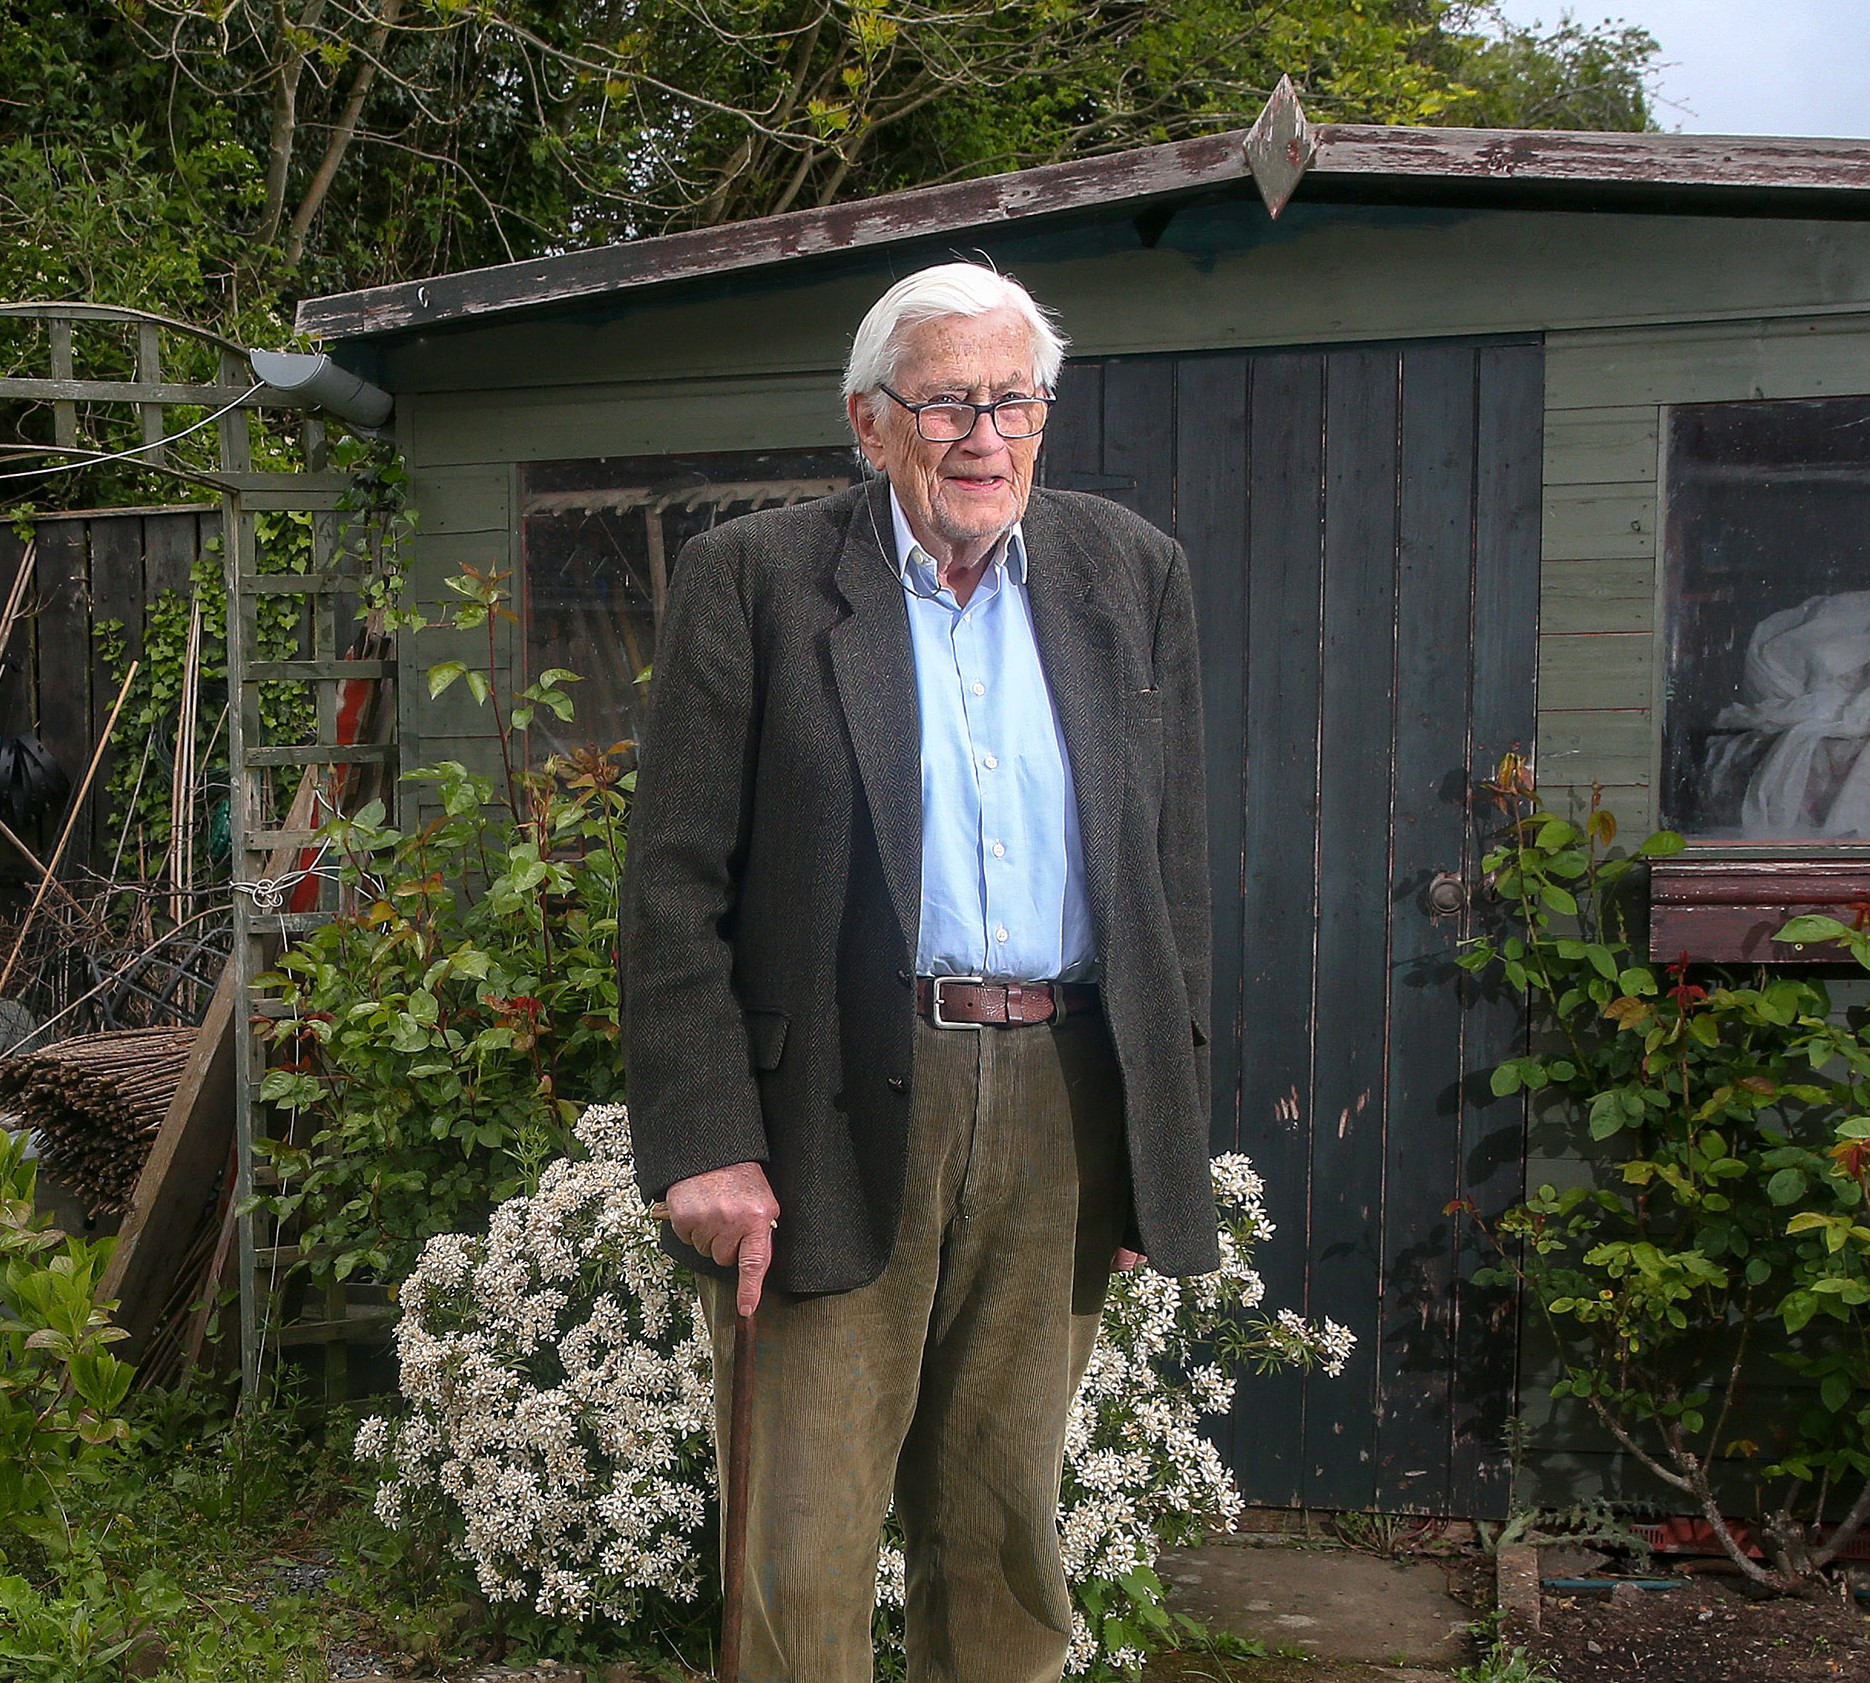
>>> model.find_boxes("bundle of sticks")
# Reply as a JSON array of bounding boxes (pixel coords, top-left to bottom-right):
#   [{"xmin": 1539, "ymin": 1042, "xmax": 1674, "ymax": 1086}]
[{"xmin": 0, "ymin": 1027, "xmax": 197, "ymax": 1215}]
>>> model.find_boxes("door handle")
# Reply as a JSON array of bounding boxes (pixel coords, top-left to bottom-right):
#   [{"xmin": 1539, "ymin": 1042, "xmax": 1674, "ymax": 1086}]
[{"xmin": 1427, "ymin": 871, "xmax": 1469, "ymax": 916}]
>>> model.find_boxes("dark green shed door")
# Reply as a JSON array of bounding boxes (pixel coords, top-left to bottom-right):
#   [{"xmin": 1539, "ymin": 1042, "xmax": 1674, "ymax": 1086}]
[{"xmin": 1045, "ymin": 338, "xmax": 1542, "ymax": 1519}]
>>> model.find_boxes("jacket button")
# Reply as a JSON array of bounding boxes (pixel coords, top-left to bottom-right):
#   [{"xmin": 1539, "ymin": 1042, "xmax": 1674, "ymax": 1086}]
[{"xmin": 887, "ymin": 1075, "xmax": 907, "ymax": 1094}]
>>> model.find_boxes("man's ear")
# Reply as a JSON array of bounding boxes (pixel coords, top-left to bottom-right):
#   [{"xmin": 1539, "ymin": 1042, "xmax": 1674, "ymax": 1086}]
[{"xmin": 847, "ymin": 391, "xmax": 888, "ymax": 471}]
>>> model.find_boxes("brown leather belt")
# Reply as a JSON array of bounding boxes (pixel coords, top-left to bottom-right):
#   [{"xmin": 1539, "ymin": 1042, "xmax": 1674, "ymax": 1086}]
[{"xmin": 915, "ymin": 975, "xmax": 1098, "ymax": 1028}]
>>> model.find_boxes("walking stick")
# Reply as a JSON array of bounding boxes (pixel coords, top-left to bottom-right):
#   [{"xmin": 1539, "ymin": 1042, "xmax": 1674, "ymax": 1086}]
[
  {"xmin": 720, "ymin": 1307, "xmax": 757, "ymax": 1683},
  {"xmin": 648, "ymin": 1198, "xmax": 759, "ymax": 1683}
]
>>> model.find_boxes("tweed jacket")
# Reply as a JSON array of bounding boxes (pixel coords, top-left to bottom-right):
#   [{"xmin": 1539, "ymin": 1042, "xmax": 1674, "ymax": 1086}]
[{"xmin": 621, "ymin": 475, "xmax": 1219, "ymax": 1292}]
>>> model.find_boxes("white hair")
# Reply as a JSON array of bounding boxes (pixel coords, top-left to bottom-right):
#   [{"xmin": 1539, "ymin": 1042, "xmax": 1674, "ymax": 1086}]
[{"xmin": 841, "ymin": 262, "xmax": 1068, "ymax": 415}]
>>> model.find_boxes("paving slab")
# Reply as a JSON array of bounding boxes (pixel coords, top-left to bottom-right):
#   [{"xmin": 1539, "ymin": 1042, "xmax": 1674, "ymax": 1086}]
[{"xmin": 1158, "ymin": 1543, "xmax": 1476, "ymax": 1668}]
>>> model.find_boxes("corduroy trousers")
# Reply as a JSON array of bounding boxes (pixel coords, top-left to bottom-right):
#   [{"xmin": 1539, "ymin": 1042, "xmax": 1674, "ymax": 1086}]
[{"xmin": 696, "ymin": 1007, "xmax": 1130, "ymax": 1683}]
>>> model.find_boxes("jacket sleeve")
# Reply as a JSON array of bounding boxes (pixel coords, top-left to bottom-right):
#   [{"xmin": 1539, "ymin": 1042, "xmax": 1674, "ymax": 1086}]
[
  {"xmin": 621, "ymin": 526, "xmax": 769, "ymax": 1198},
  {"xmin": 1153, "ymin": 540, "xmax": 1213, "ymax": 1113}
]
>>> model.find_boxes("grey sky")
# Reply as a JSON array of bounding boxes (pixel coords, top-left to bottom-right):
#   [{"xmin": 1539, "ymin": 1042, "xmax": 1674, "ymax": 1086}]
[{"xmin": 1488, "ymin": 0, "xmax": 1870, "ymax": 139}]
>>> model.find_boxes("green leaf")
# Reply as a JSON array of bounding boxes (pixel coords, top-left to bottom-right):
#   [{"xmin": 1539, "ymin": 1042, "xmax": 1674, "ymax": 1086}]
[
  {"xmin": 1767, "ymin": 1168, "xmax": 1808, "ymax": 1205},
  {"xmin": 1778, "ymin": 914, "xmax": 1848, "ymax": 946},
  {"xmin": 1588, "ymin": 1091, "xmax": 1628, "ymax": 1140},
  {"xmin": 1540, "ymin": 883, "xmax": 1579, "ymax": 916},
  {"xmin": 1638, "ymin": 831, "xmax": 1687, "ymax": 858},
  {"xmin": 1584, "ymin": 944, "xmax": 1620, "ymax": 980},
  {"xmin": 426, "ymin": 660, "xmax": 467, "ymax": 698}
]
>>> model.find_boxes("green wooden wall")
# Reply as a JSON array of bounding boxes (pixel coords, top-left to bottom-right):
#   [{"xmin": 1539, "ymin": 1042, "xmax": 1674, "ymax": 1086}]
[
  {"xmin": 1538, "ymin": 311, "xmax": 1870, "ymax": 837},
  {"xmin": 386, "ymin": 201, "xmax": 1870, "ymax": 810}
]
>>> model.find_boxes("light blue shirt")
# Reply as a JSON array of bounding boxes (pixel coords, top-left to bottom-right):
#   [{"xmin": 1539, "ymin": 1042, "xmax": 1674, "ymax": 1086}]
[{"xmin": 889, "ymin": 490, "xmax": 1096, "ymax": 982}]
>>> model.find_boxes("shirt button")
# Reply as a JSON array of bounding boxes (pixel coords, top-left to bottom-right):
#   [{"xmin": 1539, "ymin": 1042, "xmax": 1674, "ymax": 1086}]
[
  {"xmin": 992, "ymin": 841, "xmax": 1006, "ymax": 858},
  {"xmin": 972, "ymin": 681, "xmax": 986, "ymax": 696},
  {"xmin": 996, "ymin": 927, "xmax": 1009, "ymax": 943},
  {"xmin": 983, "ymin": 754, "xmax": 999, "ymax": 770}
]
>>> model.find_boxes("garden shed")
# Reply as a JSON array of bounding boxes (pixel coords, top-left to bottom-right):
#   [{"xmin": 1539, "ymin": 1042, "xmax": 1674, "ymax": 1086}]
[{"xmin": 297, "ymin": 89, "xmax": 1870, "ymax": 1525}]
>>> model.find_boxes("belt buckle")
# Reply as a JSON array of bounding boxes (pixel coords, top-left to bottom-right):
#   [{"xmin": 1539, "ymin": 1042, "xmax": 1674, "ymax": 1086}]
[{"xmin": 929, "ymin": 974, "xmax": 986, "ymax": 1030}]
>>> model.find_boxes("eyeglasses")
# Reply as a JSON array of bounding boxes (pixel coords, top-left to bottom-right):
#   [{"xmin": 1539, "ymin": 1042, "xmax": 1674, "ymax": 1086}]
[{"xmin": 879, "ymin": 384, "xmax": 1054, "ymax": 442}]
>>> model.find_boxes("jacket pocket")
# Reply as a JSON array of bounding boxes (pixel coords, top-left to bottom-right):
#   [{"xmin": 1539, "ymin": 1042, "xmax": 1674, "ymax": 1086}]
[{"xmin": 745, "ymin": 1009, "xmax": 790, "ymax": 1072}]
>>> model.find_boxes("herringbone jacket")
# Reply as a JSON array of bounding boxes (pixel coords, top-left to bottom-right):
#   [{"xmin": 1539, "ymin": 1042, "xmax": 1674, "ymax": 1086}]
[{"xmin": 621, "ymin": 476, "xmax": 1218, "ymax": 1292}]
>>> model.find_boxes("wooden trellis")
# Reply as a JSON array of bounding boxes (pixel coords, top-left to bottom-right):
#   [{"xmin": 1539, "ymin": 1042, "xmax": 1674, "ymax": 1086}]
[{"xmin": 0, "ymin": 301, "xmax": 397, "ymax": 1396}]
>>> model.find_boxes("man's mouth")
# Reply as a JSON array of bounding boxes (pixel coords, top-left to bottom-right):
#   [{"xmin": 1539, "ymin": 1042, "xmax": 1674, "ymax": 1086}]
[{"xmin": 945, "ymin": 473, "xmax": 1007, "ymax": 492}]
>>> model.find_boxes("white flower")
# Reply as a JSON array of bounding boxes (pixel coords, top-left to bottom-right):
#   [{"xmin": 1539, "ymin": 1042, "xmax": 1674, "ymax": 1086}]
[{"xmin": 366, "ymin": 1108, "xmax": 1348, "ymax": 1673}]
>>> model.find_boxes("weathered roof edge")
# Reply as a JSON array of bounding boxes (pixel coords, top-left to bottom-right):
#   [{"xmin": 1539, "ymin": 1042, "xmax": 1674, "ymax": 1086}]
[{"xmin": 297, "ymin": 115, "xmax": 1870, "ymax": 343}]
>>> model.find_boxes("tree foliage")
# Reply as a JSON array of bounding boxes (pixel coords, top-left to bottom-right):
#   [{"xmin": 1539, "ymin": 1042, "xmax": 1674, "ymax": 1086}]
[{"xmin": 0, "ymin": 0, "xmax": 1656, "ymax": 343}]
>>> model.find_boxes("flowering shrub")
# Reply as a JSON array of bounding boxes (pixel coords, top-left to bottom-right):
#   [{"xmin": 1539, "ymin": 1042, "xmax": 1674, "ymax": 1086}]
[{"xmin": 359, "ymin": 1104, "xmax": 1352, "ymax": 1675}]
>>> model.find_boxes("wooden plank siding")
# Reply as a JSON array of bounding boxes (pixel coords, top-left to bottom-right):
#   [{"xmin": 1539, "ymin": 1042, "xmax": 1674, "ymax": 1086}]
[
  {"xmin": 394, "ymin": 466, "xmax": 516, "ymax": 809},
  {"xmin": 1236, "ymin": 348, "xmax": 1327, "ymax": 1507},
  {"xmin": 1305, "ymin": 347, "xmax": 1400, "ymax": 1516},
  {"xmin": 1534, "ymin": 312, "xmax": 1870, "ymax": 841},
  {"xmin": 1038, "ymin": 339, "xmax": 1540, "ymax": 1518},
  {"xmin": 363, "ymin": 209, "xmax": 1870, "ymax": 400},
  {"xmin": 0, "ymin": 510, "xmax": 217, "ymax": 881}
]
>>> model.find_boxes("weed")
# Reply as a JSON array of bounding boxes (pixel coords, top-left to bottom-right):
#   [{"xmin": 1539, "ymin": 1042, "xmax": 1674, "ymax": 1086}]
[
  {"xmin": 1456, "ymin": 1641, "xmax": 1560, "ymax": 1683},
  {"xmin": 1458, "ymin": 1608, "xmax": 1562, "ymax": 1683}
]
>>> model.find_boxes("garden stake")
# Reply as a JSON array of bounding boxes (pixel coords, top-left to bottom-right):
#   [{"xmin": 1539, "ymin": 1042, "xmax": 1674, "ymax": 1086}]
[
  {"xmin": 721, "ymin": 1306, "xmax": 757, "ymax": 1683},
  {"xmin": 0, "ymin": 658, "xmax": 139, "ymax": 998}
]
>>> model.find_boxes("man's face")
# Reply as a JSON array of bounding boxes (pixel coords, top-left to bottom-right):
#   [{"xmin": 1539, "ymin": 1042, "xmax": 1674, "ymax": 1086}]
[{"xmin": 848, "ymin": 308, "xmax": 1044, "ymax": 564}]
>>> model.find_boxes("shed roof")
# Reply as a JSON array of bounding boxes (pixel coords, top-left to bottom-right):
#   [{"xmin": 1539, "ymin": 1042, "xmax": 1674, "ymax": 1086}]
[{"xmin": 297, "ymin": 82, "xmax": 1870, "ymax": 345}]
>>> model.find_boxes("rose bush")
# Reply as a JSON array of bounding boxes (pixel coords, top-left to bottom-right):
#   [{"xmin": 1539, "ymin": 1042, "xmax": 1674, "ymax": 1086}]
[{"xmin": 358, "ymin": 1103, "xmax": 1351, "ymax": 1676}]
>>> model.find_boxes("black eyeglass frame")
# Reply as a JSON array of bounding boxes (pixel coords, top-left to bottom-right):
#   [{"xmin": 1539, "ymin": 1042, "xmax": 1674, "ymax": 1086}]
[{"xmin": 878, "ymin": 384, "xmax": 1055, "ymax": 442}]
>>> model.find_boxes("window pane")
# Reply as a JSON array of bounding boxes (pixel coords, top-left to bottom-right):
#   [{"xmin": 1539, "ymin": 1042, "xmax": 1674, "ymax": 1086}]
[
  {"xmin": 519, "ymin": 449, "xmax": 855, "ymax": 756},
  {"xmin": 1661, "ymin": 396, "xmax": 1870, "ymax": 842}
]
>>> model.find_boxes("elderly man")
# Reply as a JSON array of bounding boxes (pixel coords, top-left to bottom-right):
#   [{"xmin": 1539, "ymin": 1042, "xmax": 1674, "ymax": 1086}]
[{"xmin": 622, "ymin": 261, "xmax": 1216, "ymax": 1683}]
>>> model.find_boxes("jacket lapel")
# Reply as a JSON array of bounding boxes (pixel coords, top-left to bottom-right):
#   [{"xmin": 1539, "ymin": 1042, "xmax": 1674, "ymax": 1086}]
[
  {"xmin": 1021, "ymin": 491, "xmax": 1126, "ymax": 943},
  {"xmin": 829, "ymin": 477, "xmax": 923, "ymax": 961}
]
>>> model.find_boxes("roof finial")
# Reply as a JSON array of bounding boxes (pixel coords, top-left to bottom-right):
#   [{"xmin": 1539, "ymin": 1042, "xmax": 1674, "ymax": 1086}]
[{"xmin": 1244, "ymin": 76, "xmax": 1317, "ymax": 219}]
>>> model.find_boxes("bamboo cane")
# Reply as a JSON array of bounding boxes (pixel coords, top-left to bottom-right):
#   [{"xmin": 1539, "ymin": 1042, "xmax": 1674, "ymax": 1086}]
[
  {"xmin": 0, "ymin": 813, "xmax": 109, "ymax": 936},
  {"xmin": 0, "ymin": 539, "xmax": 36, "ymax": 663},
  {"xmin": 0, "ymin": 659, "xmax": 139, "ymax": 997},
  {"xmin": 168, "ymin": 598, "xmax": 201, "ymax": 928}
]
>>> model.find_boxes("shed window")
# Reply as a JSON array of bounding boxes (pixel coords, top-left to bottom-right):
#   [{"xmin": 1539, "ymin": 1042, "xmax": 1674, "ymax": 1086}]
[
  {"xmin": 1660, "ymin": 395, "xmax": 1870, "ymax": 844},
  {"xmin": 519, "ymin": 448, "xmax": 855, "ymax": 753}
]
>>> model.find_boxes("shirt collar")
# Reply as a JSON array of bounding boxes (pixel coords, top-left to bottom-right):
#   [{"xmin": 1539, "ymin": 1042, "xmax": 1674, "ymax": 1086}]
[{"xmin": 887, "ymin": 485, "xmax": 1027, "ymax": 589}]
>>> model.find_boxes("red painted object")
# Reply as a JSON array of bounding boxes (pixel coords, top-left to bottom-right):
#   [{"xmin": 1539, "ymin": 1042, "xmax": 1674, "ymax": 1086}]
[
  {"xmin": 1632, "ymin": 1517, "xmax": 1870, "ymax": 1562},
  {"xmin": 288, "ymin": 654, "xmax": 386, "ymax": 915},
  {"xmin": 1648, "ymin": 860, "xmax": 1870, "ymax": 964}
]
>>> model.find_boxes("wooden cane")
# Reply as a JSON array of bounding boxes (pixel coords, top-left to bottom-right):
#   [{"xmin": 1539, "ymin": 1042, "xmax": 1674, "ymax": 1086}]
[
  {"xmin": 720, "ymin": 1307, "xmax": 757, "ymax": 1683},
  {"xmin": 646, "ymin": 1199, "xmax": 759, "ymax": 1682}
]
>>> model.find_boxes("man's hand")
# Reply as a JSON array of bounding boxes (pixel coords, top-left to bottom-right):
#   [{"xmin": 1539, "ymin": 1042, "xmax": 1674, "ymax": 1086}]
[
  {"xmin": 1113, "ymin": 1247, "xmax": 1147, "ymax": 1274},
  {"xmin": 666, "ymin": 1161, "xmax": 780, "ymax": 1316}
]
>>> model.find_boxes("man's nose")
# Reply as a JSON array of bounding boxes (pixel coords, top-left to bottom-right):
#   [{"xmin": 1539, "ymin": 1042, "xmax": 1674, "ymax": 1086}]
[{"xmin": 957, "ymin": 407, "xmax": 1003, "ymax": 448}]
